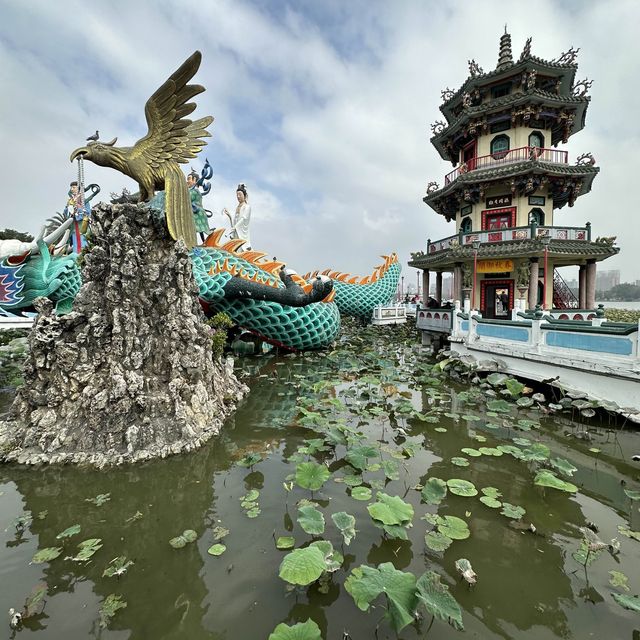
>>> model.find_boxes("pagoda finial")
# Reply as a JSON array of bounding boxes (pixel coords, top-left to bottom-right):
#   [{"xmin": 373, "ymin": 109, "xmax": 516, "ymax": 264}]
[{"xmin": 497, "ymin": 28, "xmax": 513, "ymax": 70}]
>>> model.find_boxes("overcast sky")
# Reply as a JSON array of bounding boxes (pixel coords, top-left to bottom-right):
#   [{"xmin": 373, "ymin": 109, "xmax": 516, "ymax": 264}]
[{"xmin": 1, "ymin": 0, "xmax": 638, "ymax": 282}]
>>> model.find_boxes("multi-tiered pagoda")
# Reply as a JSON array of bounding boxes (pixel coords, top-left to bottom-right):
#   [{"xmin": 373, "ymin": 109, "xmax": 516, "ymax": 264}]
[{"xmin": 409, "ymin": 31, "xmax": 618, "ymax": 318}]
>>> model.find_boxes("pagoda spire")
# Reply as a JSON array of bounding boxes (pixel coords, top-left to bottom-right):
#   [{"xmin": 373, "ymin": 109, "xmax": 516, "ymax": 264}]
[{"xmin": 496, "ymin": 26, "xmax": 513, "ymax": 70}]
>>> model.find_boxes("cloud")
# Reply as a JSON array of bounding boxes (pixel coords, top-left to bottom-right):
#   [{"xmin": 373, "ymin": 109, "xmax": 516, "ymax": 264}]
[{"xmin": 0, "ymin": 0, "xmax": 638, "ymax": 282}]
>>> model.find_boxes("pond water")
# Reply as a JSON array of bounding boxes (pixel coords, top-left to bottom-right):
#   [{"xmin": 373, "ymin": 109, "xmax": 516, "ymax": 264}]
[{"xmin": 1, "ymin": 324, "xmax": 639, "ymax": 639}]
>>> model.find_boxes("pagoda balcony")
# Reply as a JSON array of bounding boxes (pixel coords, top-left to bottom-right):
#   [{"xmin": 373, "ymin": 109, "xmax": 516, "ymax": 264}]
[
  {"xmin": 427, "ymin": 223, "xmax": 590, "ymax": 254},
  {"xmin": 444, "ymin": 146, "xmax": 568, "ymax": 186}
]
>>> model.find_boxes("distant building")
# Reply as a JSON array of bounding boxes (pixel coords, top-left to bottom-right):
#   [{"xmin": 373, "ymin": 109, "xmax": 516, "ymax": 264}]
[{"xmin": 596, "ymin": 270, "xmax": 620, "ymax": 292}]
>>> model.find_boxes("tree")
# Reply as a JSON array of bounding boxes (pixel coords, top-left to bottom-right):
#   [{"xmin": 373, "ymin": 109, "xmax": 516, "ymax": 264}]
[{"xmin": 0, "ymin": 228, "xmax": 34, "ymax": 242}]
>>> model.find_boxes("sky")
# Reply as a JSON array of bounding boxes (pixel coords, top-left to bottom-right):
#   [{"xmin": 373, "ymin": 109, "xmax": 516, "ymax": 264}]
[{"xmin": 1, "ymin": 0, "xmax": 639, "ymax": 283}]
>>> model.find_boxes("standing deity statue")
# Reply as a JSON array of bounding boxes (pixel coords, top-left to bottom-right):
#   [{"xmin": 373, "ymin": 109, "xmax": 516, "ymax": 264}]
[
  {"xmin": 222, "ymin": 183, "xmax": 252, "ymax": 251},
  {"xmin": 187, "ymin": 168, "xmax": 210, "ymax": 243}
]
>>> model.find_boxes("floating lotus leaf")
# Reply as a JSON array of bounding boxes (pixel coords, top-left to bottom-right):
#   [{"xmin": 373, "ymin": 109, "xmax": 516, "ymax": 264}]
[
  {"xmin": 207, "ymin": 544, "xmax": 226, "ymax": 556},
  {"xmin": 589, "ymin": 447, "xmax": 601, "ymax": 454},
  {"xmin": 425, "ymin": 531, "xmax": 453, "ymax": 552},
  {"xmin": 521, "ymin": 443, "xmax": 550, "ymax": 462},
  {"xmin": 85, "ymin": 493, "xmax": 111, "ymax": 506},
  {"xmin": 479, "ymin": 496, "xmax": 502, "ymax": 508},
  {"xmin": 72, "ymin": 538, "xmax": 103, "ymax": 561},
  {"xmin": 435, "ymin": 427, "xmax": 448, "ymax": 433},
  {"xmin": 351, "ymin": 486, "xmax": 372, "ymax": 501},
  {"xmin": 500, "ymin": 503, "xmax": 526, "ymax": 520},
  {"xmin": 624, "ymin": 489, "xmax": 640, "ymax": 501},
  {"xmin": 506, "ymin": 378, "xmax": 525, "ymax": 396},
  {"xmin": 481, "ymin": 486, "xmax": 501, "ymax": 498},
  {"xmin": 517, "ymin": 419, "xmax": 540, "ymax": 430},
  {"xmin": 571, "ymin": 399, "xmax": 591, "ymax": 410},
  {"xmin": 331, "ymin": 511, "xmax": 357, "ymax": 546},
  {"xmin": 609, "ymin": 570, "xmax": 630, "ymax": 591},
  {"xmin": 455, "ymin": 558, "xmax": 477, "ymax": 585},
  {"xmin": 487, "ymin": 373, "xmax": 508, "ymax": 387},
  {"xmin": 415, "ymin": 571, "xmax": 464, "ymax": 631},
  {"xmin": 344, "ymin": 562, "xmax": 418, "ymax": 633},
  {"xmin": 534, "ymin": 470, "xmax": 578, "ymax": 493},
  {"xmin": 295, "ymin": 462, "xmax": 330, "ymax": 491},
  {"xmin": 478, "ymin": 447, "xmax": 503, "ymax": 456},
  {"xmin": 268, "ymin": 619, "xmax": 322, "ymax": 640},
  {"xmin": 103, "ymin": 556, "xmax": 134, "ymax": 577},
  {"xmin": 382, "ymin": 460, "xmax": 400, "ymax": 480},
  {"xmin": 581, "ymin": 408, "xmax": 596, "ymax": 418},
  {"xmin": 474, "ymin": 434, "xmax": 487, "ymax": 442},
  {"xmin": 438, "ymin": 515, "xmax": 470, "ymax": 540},
  {"xmin": 246, "ymin": 507, "xmax": 261, "ymax": 518},
  {"xmin": 516, "ymin": 397, "xmax": 534, "ymax": 407},
  {"xmin": 238, "ymin": 452, "xmax": 262, "ymax": 468},
  {"xmin": 98, "ymin": 594, "xmax": 127, "ymax": 629},
  {"xmin": 309, "ymin": 540, "xmax": 343, "ymax": 572},
  {"xmin": 461, "ymin": 448, "xmax": 482, "ymax": 457},
  {"xmin": 446, "ymin": 479, "xmax": 478, "ymax": 497},
  {"xmin": 367, "ymin": 492, "xmax": 414, "ymax": 526},
  {"xmin": 462, "ymin": 414, "xmax": 481, "ymax": 422},
  {"xmin": 512, "ymin": 437, "xmax": 532, "ymax": 447},
  {"xmin": 497, "ymin": 445, "xmax": 523, "ymax": 458},
  {"xmin": 56, "ymin": 524, "xmax": 81, "ymax": 539},
  {"xmin": 421, "ymin": 478, "xmax": 448, "ymax": 505},
  {"xmin": 617, "ymin": 526, "xmax": 640, "ymax": 541},
  {"xmin": 32, "ymin": 547, "xmax": 63, "ymax": 564},
  {"xmin": 572, "ymin": 538, "xmax": 604, "ymax": 566},
  {"xmin": 487, "ymin": 399, "xmax": 512, "ymax": 413},
  {"xmin": 276, "ymin": 536, "xmax": 296, "ymax": 550},
  {"xmin": 242, "ymin": 489, "xmax": 259, "ymax": 502},
  {"xmin": 549, "ymin": 458, "xmax": 578, "ymax": 477},
  {"xmin": 612, "ymin": 593, "xmax": 640, "ymax": 613},
  {"xmin": 297, "ymin": 505, "xmax": 325, "ymax": 535},
  {"xmin": 451, "ymin": 457, "xmax": 469, "ymax": 467},
  {"xmin": 279, "ymin": 546, "xmax": 326, "ymax": 585}
]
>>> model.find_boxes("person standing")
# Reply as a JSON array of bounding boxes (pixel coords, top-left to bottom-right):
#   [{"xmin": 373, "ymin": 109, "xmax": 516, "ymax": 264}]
[
  {"xmin": 65, "ymin": 181, "xmax": 91, "ymax": 253},
  {"xmin": 222, "ymin": 183, "xmax": 252, "ymax": 251}
]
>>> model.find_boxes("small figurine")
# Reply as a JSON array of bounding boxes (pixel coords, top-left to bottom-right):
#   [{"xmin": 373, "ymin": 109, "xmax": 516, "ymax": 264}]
[{"xmin": 187, "ymin": 168, "xmax": 210, "ymax": 242}]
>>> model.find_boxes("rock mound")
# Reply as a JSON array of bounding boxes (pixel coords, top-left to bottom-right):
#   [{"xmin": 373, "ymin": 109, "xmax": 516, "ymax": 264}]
[{"xmin": 0, "ymin": 202, "xmax": 247, "ymax": 466}]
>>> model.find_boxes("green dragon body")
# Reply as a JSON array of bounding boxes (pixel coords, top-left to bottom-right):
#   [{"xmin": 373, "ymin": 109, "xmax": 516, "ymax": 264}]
[{"xmin": 0, "ymin": 228, "xmax": 400, "ymax": 350}]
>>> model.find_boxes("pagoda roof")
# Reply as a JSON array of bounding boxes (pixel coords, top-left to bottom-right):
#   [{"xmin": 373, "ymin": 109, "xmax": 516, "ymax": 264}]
[
  {"xmin": 432, "ymin": 88, "xmax": 590, "ymax": 161},
  {"xmin": 440, "ymin": 55, "xmax": 578, "ymax": 122},
  {"xmin": 409, "ymin": 238, "xmax": 618, "ymax": 270},
  {"xmin": 424, "ymin": 161, "xmax": 599, "ymax": 219}
]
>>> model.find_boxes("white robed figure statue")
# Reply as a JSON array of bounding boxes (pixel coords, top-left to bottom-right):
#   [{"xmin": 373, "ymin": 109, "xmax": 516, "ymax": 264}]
[{"xmin": 222, "ymin": 183, "xmax": 251, "ymax": 251}]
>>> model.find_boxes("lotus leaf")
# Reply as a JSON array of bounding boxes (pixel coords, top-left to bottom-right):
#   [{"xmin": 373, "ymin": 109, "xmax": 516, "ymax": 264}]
[
  {"xmin": 207, "ymin": 544, "xmax": 226, "ymax": 556},
  {"xmin": 350, "ymin": 486, "xmax": 372, "ymax": 501},
  {"xmin": 572, "ymin": 539, "xmax": 604, "ymax": 566},
  {"xmin": 276, "ymin": 536, "xmax": 296, "ymax": 550},
  {"xmin": 23, "ymin": 583, "xmax": 47, "ymax": 618},
  {"xmin": 479, "ymin": 496, "xmax": 502, "ymax": 508},
  {"xmin": 506, "ymin": 378, "xmax": 525, "ymax": 396},
  {"xmin": 268, "ymin": 619, "xmax": 322, "ymax": 640},
  {"xmin": 609, "ymin": 570, "xmax": 630, "ymax": 591},
  {"xmin": 497, "ymin": 445, "xmax": 523, "ymax": 458},
  {"xmin": 487, "ymin": 373, "xmax": 508, "ymax": 386},
  {"xmin": 451, "ymin": 457, "xmax": 469, "ymax": 467},
  {"xmin": 487, "ymin": 399, "xmax": 512, "ymax": 413},
  {"xmin": 461, "ymin": 448, "xmax": 482, "ymax": 457},
  {"xmin": 331, "ymin": 512, "xmax": 357, "ymax": 546},
  {"xmin": 345, "ymin": 563, "xmax": 418, "ymax": 633},
  {"xmin": 516, "ymin": 397, "xmax": 534, "ymax": 407},
  {"xmin": 438, "ymin": 515, "xmax": 470, "ymax": 540},
  {"xmin": 99, "ymin": 594, "xmax": 127, "ymax": 629},
  {"xmin": 415, "ymin": 571, "xmax": 464, "ymax": 631},
  {"xmin": 238, "ymin": 452, "xmax": 262, "ymax": 468},
  {"xmin": 72, "ymin": 538, "xmax": 103, "ymax": 561},
  {"xmin": 446, "ymin": 479, "xmax": 478, "ymax": 497},
  {"xmin": 103, "ymin": 556, "xmax": 134, "ymax": 577},
  {"xmin": 425, "ymin": 531, "xmax": 453, "ymax": 552},
  {"xmin": 624, "ymin": 489, "xmax": 640, "ymax": 501},
  {"xmin": 297, "ymin": 505, "xmax": 325, "ymax": 535},
  {"xmin": 295, "ymin": 462, "xmax": 330, "ymax": 491},
  {"xmin": 85, "ymin": 493, "xmax": 111, "ymax": 506},
  {"xmin": 612, "ymin": 593, "xmax": 640, "ymax": 613},
  {"xmin": 170, "ymin": 530, "xmax": 198, "ymax": 549},
  {"xmin": 345, "ymin": 445, "xmax": 378, "ymax": 471},
  {"xmin": 481, "ymin": 486, "xmax": 501, "ymax": 498},
  {"xmin": 617, "ymin": 526, "xmax": 640, "ymax": 541},
  {"xmin": 343, "ymin": 474, "xmax": 363, "ymax": 487},
  {"xmin": 462, "ymin": 414, "xmax": 481, "ymax": 422},
  {"xmin": 435, "ymin": 427, "xmax": 448, "ymax": 432},
  {"xmin": 367, "ymin": 493, "xmax": 414, "ymax": 526},
  {"xmin": 478, "ymin": 447, "xmax": 503, "ymax": 456},
  {"xmin": 243, "ymin": 489, "xmax": 259, "ymax": 502},
  {"xmin": 534, "ymin": 470, "xmax": 578, "ymax": 493},
  {"xmin": 455, "ymin": 558, "xmax": 477, "ymax": 585},
  {"xmin": 382, "ymin": 460, "xmax": 400, "ymax": 480},
  {"xmin": 212, "ymin": 526, "xmax": 230, "ymax": 541},
  {"xmin": 279, "ymin": 546, "xmax": 326, "ymax": 585},
  {"xmin": 32, "ymin": 547, "xmax": 63, "ymax": 564},
  {"xmin": 56, "ymin": 524, "xmax": 81, "ymax": 539},
  {"xmin": 500, "ymin": 503, "xmax": 526, "ymax": 520},
  {"xmin": 309, "ymin": 540, "xmax": 343, "ymax": 572},
  {"xmin": 521, "ymin": 443, "xmax": 550, "ymax": 462},
  {"xmin": 421, "ymin": 478, "xmax": 447, "ymax": 505}
]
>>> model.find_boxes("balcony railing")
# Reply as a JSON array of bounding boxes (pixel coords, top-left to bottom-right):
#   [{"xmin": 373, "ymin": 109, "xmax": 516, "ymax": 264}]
[
  {"xmin": 427, "ymin": 224, "xmax": 591, "ymax": 254},
  {"xmin": 444, "ymin": 146, "xmax": 569, "ymax": 186}
]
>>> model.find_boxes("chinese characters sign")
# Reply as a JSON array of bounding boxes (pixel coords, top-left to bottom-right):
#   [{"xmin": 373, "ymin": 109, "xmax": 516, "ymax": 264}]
[
  {"xmin": 477, "ymin": 259, "xmax": 514, "ymax": 273},
  {"xmin": 486, "ymin": 195, "xmax": 512, "ymax": 208}
]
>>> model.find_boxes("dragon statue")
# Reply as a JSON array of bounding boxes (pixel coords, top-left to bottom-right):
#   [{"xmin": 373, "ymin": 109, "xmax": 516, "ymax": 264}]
[{"xmin": 0, "ymin": 224, "xmax": 400, "ymax": 350}]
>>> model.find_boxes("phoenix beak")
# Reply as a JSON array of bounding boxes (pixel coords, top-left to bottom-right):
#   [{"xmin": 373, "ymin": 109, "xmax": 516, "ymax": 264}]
[{"xmin": 70, "ymin": 147, "xmax": 89, "ymax": 162}]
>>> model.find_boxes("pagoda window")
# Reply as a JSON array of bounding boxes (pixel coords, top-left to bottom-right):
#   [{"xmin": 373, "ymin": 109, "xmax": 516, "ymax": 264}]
[
  {"xmin": 529, "ymin": 131, "xmax": 545, "ymax": 148},
  {"xmin": 529, "ymin": 208, "xmax": 545, "ymax": 225},
  {"xmin": 490, "ymin": 134, "xmax": 510, "ymax": 159},
  {"xmin": 491, "ymin": 83, "xmax": 511, "ymax": 99},
  {"xmin": 490, "ymin": 120, "xmax": 510, "ymax": 134},
  {"xmin": 460, "ymin": 217, "xmax": 472, "ymax": 234}
]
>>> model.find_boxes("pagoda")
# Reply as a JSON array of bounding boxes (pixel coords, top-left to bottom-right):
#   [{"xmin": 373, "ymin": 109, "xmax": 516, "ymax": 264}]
[{"xmin": 409, "ymin": 30, "xmax": 618, "ymax": 318}]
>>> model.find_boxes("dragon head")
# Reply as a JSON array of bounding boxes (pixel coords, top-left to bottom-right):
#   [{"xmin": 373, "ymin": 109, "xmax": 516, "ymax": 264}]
[{"xmin": 70, "ymin": 138, "xmax": 118, "ymax": 167}]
